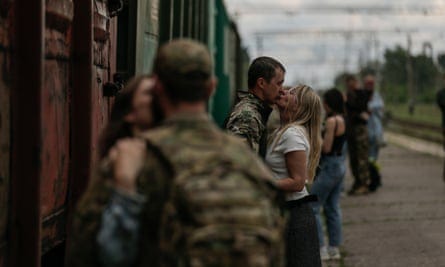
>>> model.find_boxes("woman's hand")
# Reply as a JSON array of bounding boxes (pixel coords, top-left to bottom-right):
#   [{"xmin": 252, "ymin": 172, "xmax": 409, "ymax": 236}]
[{"xmin": 109, "ymin": 138, "xmax": 146, "ymax": 193}]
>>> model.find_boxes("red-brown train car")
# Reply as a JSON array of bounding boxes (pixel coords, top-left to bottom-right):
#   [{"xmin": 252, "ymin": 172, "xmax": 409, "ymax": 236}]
[
  {"xmin": 0, "ymin": 0, "xmax": 121, "ymax": 266},
  {"xmin": 0, "ymin": 1, "xmax": 246, "ymax": 266}
]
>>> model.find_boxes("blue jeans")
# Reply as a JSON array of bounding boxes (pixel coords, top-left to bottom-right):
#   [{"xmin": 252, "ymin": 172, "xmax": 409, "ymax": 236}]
[{"xmin": 311, "ymin": 155, "xmax": 345, "ymax": 247}]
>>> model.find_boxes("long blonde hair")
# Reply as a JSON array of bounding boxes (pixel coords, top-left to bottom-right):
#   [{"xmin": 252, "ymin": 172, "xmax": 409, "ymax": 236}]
[{"xmin": 272, "ymin": 85, "xmax": 322, "ymax": 182}]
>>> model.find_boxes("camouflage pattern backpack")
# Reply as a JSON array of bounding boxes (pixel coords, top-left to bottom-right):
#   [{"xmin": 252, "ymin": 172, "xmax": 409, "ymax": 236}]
[{"xmin": 142, "ymin": 114, "xmax": 285, "ymax": 267}]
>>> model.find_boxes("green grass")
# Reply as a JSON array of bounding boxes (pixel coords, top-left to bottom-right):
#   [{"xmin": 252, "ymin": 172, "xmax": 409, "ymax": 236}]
[
  {"xmin": 385, "ymin": 102, "xmax": 443, "ymax": 144},
  {"xmin": 385, "ymin": 103, "xmax": 441, "ymax": 126}
]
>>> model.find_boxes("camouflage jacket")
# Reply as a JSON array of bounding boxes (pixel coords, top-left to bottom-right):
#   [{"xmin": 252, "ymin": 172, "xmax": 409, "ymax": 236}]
[
  {"xmin": 68, "ymin": 113, "xmax": 285, "ymax": 267},
  {"xmin": 225, "ymin": 92, "xmax": 273, "ymax": 158},
  {"xmin": 144, "ymin": 113, "xmax": 285, "ymax": 267}
]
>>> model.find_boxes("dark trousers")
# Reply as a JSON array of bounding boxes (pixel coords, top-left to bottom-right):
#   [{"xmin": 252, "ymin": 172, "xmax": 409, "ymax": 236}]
[
  {"xmin": 285, "ymin": 199, "xmax": 321, "ymax": 267},
  {"xmin": 442, "ymin": 128, "xmax": 445, "ymax": 182},
  {"xmin": 347, "ymin": 124, "xmax": 370, "ymax": 189}
]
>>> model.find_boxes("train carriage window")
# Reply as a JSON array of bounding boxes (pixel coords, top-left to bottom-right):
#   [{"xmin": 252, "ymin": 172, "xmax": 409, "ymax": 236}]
[
  {"xmin": 159, "ymin": 0, "xmax": 209, "ymax": 45},
  {"xmin": 201, "ymin": 0, "xmax": 209, "ymax": 44},
  {"xmin": 116, "ymin": 0, "xmax": 137, "ymax": 81},
  {"xmin": 159, "ymin": 0, "xmax": 173, "ymax": 43}
]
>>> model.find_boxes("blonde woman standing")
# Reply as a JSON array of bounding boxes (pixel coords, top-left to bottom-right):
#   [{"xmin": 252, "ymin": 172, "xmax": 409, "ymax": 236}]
[{"xmin": 266, "ymin": 85, "xmax": 322, "ymax": 267}]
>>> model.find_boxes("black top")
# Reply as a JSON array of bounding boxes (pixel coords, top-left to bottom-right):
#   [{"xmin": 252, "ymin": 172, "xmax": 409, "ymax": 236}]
[
  {"xmin": 437, "ymin": 88, "xmax": 445, "ymax": 127},
  {"xmin": 324, "ymin": 115, "xmax": 347, "ymax": 156}
]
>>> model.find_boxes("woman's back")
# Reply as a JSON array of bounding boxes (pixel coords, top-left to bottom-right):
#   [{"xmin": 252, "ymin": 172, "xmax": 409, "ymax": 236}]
[{"xmin": 325, "ymin": 115, "xmax": 346, "ymax": 156}]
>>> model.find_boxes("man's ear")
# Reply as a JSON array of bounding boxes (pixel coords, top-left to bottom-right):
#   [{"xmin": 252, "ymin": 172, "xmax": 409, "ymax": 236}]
[
  {"xmin": 205, "ymin": 77, "xmax": 217, "ymax": 98},
  {"xmin": 258, "ymin": 77, "xmax": 265, "ymax": 89}
]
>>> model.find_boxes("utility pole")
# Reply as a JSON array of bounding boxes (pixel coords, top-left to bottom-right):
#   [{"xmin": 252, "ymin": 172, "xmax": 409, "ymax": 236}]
[
  {"xmin": 373, "ymin": 35, "xmax": 382, "ymax": 91},
  {"xmin": 406, "ymin": 34, "xmax": 415, "ymax": 115},
  {"xmin": 256, "ymin": 35, "xmax": 264, "ymax": 56},
  {"xmin": 343, "ymin": 32, "xmax": 352, "ymax": 73}
]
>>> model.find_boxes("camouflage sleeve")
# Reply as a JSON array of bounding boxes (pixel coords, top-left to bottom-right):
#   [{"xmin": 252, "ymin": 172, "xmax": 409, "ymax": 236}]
[
  {"xmin": 226, "ymin": 111, "xmax": 262, "ymax": 153},
  {"xmin": 66, "ymin": 164, "xmax": 113, "ymax": 267}
]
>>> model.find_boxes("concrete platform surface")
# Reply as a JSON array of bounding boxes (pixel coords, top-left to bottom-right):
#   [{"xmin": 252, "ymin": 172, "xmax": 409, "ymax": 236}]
[{"xmin": 322, "ymin": 144, "xmax": 445, "ymax": 267}]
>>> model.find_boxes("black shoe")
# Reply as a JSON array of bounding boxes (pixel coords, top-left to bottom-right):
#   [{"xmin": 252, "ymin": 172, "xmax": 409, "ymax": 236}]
[{"xmin": 348, "ymin": 186, "xmax": 369, "ymax": 196}]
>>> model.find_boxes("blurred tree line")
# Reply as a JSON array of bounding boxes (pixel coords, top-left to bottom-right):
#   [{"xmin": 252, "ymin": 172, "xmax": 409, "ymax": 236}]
[{"xmin": 335, "ymin": 45, "xmax": 445, "ymax": 104}]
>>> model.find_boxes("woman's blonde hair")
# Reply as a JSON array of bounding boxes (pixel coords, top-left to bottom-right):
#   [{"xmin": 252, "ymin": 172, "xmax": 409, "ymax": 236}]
[{"xmin": 272, "ymin": 85, "xmax": 322, "ymax": 182}]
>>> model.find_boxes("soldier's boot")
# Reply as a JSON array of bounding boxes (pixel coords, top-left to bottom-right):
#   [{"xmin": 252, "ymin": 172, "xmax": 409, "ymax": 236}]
[
  {"xmin": 368, "ymin": 160, "xmax": 382, "ymax": 192},
  {"xmin": 347, "ymin": 185, "xmax": 369, "ymax": 196}
]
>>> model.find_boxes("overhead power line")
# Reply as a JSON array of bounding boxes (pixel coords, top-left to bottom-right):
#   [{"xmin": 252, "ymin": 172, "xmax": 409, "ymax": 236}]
[
  {"xmin": 233, "ymin": 5, "xmax": 445, "ymax": 16},
  {"xmin": 254, "ymin": 28, "xmax": 418, "ymax": 38}
]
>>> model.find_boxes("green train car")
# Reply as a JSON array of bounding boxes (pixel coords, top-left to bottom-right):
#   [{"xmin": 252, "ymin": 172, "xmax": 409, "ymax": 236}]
[{"xmin": 118, "ymin": 0, "xmax": 250, "ymax": 126}]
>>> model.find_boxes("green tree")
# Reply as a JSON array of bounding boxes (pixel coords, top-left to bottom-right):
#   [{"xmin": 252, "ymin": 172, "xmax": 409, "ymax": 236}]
[
  {"xmin": 437, "ymin": 53, "xmax": 445, "ymax": 70},
  {"xmin": 380, "ymin": 46, "xmax": 408, "ymax": 102},
  {"xmin": 380, "ymin": 46, "xmax": 439, "ymax": 103},
  {"xmin": 382, "ymin": 46, "xmax": 408, "ymax": 87},
  {"xmin": 412, "ymin": 54, "xmax": 439, "ymax": 102}
]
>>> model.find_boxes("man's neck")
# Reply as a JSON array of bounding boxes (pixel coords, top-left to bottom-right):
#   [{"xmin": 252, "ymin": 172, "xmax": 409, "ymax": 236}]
[
  {"xmin": 249, "ymin": 87, "xmax": 266, "ymax": 102},
  {"xmin": 163, "ymin": 102, "xmax": 208, "ymax": 119}
]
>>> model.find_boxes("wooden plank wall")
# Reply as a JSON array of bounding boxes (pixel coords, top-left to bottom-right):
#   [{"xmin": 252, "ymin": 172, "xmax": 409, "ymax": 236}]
[{"xmin": 0, "ymin": 0, "xmax": 12, "ymax": 265}]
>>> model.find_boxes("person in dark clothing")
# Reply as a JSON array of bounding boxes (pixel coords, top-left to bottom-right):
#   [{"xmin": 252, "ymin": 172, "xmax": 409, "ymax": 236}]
[
  {"xmin": 437, "ymin": 85, "xmax": 445, "ymax": 143},
  {"xmin": 364, "ymin": 75, "xmax": 384, "ymax": 192},
  {"xmin": 436, "ymin": 75, "xmax": 445, "ymax": 182},
  {"xmin": 345, "ymin": 75, "xmax": 372, "ymax": 195}
]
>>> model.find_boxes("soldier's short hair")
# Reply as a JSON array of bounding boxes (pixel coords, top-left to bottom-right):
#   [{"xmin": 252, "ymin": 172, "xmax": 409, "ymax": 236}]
[
  {"xmin": 153, "ymin": 39, "xmax": 213, "ymax": 102},
  {"xmin": 344, "ymin": 74, "xmax": 357, "ymax": 83},
  {"xmin": 248, "ymin": 57, "xmax": 285, "ymax": 89}
]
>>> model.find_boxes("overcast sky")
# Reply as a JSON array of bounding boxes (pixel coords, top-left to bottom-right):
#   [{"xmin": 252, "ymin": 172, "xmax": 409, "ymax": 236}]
[{"xmin": 224, "ymin": 0, "xmax": 445, "ymax": 89}]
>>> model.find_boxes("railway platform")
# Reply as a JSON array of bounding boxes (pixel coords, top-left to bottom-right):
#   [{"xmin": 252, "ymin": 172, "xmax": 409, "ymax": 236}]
[{"xmin": 325, "ymin": 143, "xmax": 445, "ymax": 266}]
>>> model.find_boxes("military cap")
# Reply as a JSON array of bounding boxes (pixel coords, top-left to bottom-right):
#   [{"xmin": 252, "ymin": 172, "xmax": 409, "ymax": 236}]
[{"xmin": 154, "ymin": 38, "xmax": 212, "ymax": 80}]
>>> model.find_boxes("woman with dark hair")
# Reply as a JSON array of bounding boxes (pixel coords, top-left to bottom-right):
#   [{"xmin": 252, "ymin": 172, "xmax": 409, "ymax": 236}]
[
  {"xmin": 98, "ymin": 75, "xmax": 160, "ymax": 159},
  {"xmin": 311, "ymin": 88, "xmax": 347, "ymax": 261},
  {"xmin": 68, "ymin": 75, "xmax": 167, "ymax": 267}
]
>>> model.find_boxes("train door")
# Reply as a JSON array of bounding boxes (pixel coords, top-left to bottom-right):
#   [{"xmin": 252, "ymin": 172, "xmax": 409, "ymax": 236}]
[
  {"xmin": 159, "ymin": 0, "xmax": 210, "ymax": 44},
  {"xmin": 40, "ymin": 0, "xmax": 74, "ymax": 258},
  {"xmin": 0, "ymin": 2, "xmax": 12, "ymax": 266},
  {"xmin": 135, "ymin": 0, "xmax": 159, "ymax": 74},
  {"xmin": 90, "ymin": 0, "xmax": 117, "ymax": 160}
]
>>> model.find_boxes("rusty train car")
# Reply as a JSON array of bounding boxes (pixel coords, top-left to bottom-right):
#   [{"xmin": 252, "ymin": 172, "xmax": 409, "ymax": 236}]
[{"xmin": 0, "ymin": 0, "xmax": 249, "ymax": 266}]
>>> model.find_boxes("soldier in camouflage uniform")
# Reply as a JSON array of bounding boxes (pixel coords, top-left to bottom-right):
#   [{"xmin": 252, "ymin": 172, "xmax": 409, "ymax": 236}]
[
  {"xmin": 225, "ymin": 57, "xmax": 286, "ymax": 158},
  {"xmin": 436, "ymin": 74, "xmax": 445, "ymax": 182},
  {"xmin": 68, "ymin": 39, "xmax": 285, "ymax": 267},
  {"xmin": 345, "ymin": 75, "xmax": 372, "ymax": 195}
]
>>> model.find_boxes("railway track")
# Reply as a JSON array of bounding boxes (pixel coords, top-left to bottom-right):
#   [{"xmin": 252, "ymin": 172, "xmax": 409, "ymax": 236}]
[{"xmin": 386, "ymin": 116, "xmax": 442, "ymax": 144}]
